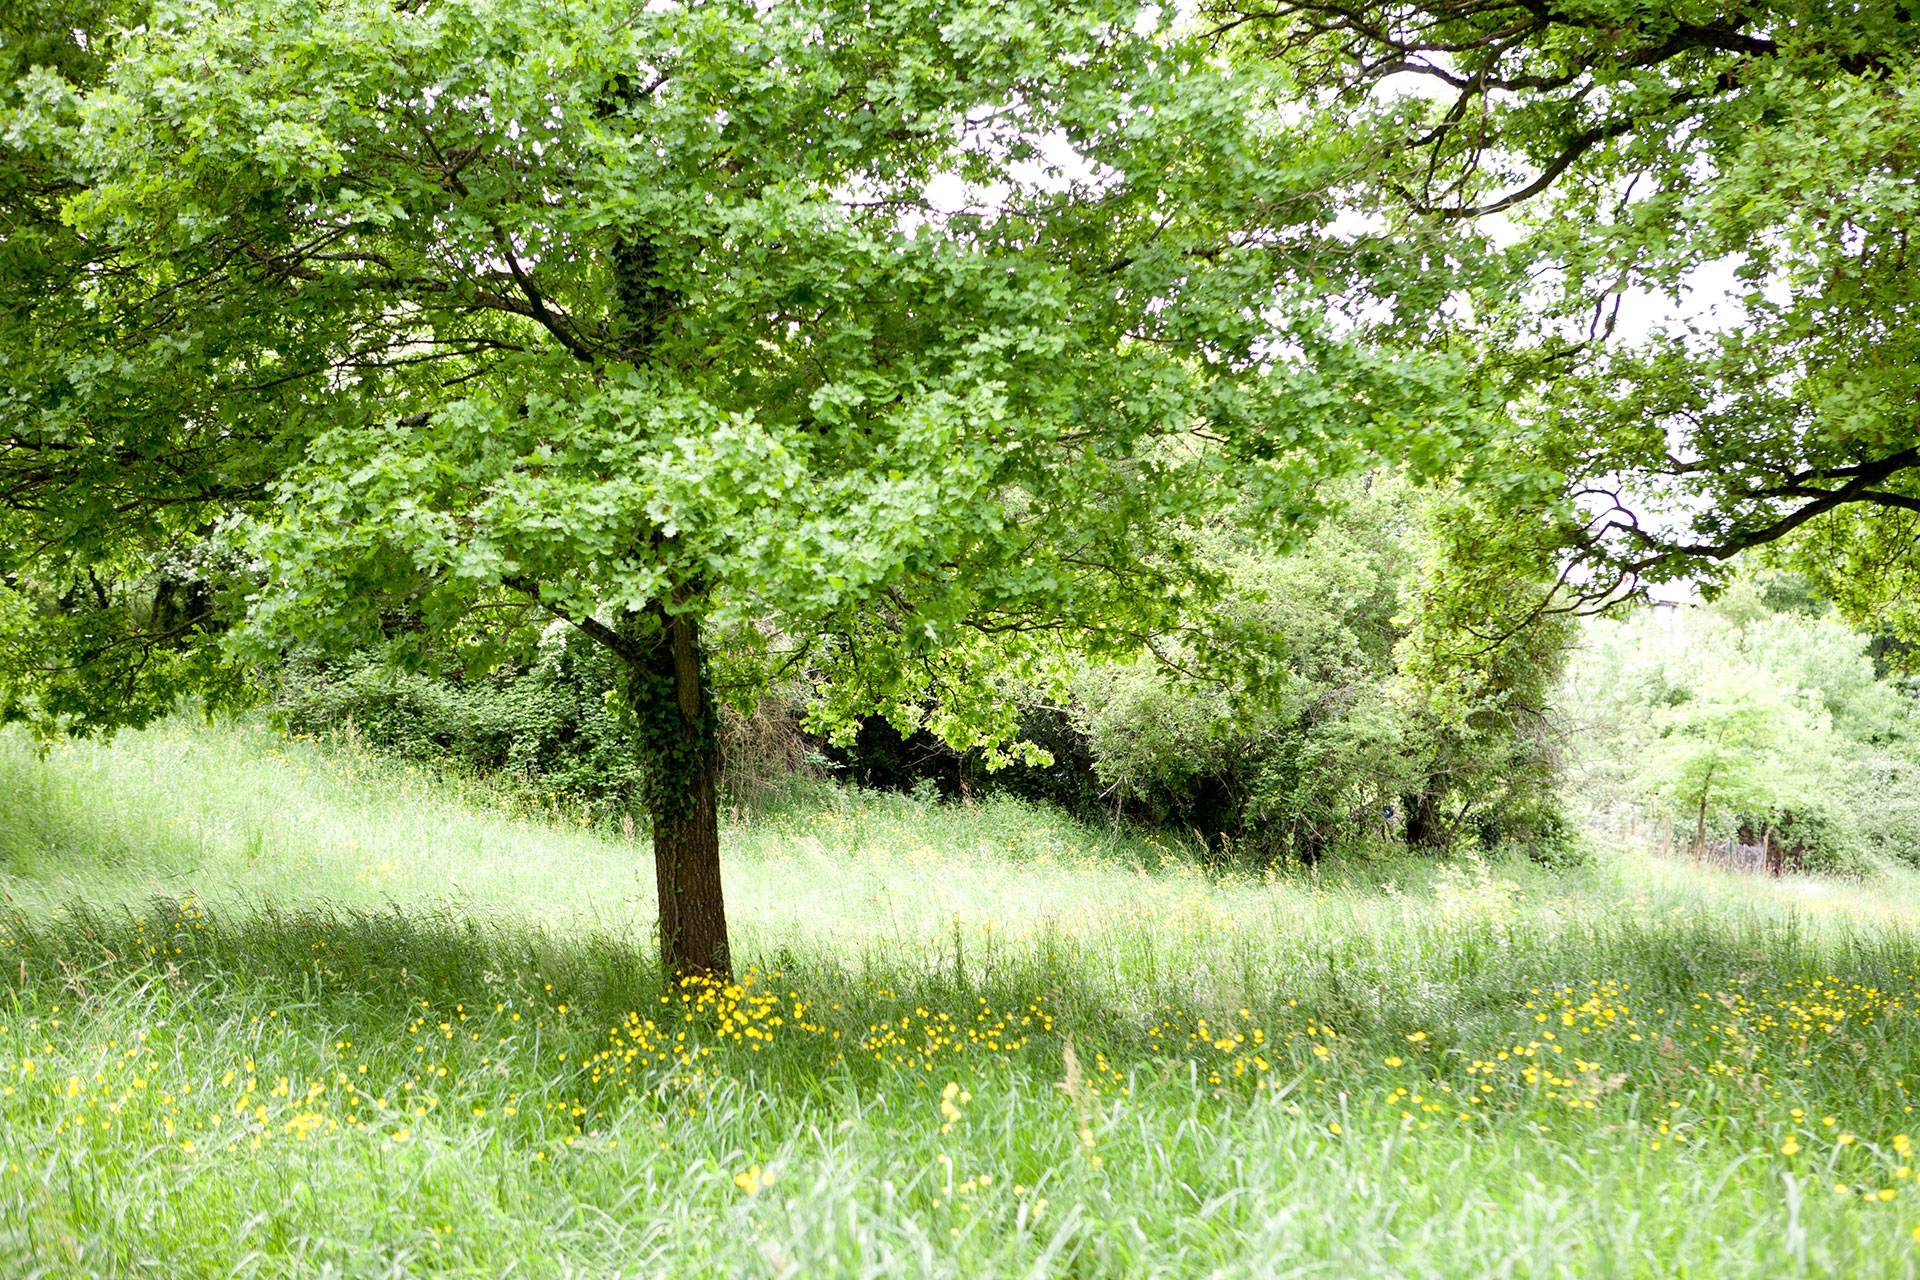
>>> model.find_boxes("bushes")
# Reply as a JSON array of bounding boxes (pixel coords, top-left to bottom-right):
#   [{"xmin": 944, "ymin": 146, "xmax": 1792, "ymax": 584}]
[
  {"xmin": 277, "ymin": 632, "xmax": 643, "ymax": 817},
  {"xmin": 805, "ymin": 480, "xmax": 1573, "ymax": 867},
  {"xmin": 1071, "ymin": 648, "xmax": 1568, "ymax": 866},
  {"xmin": 813, "ymin": 705, "xmax": 1104, "ymax": 819},
  {"xmin": 1073, "ymin": 659, "xmax": 1411, "ymax": 862},
  {"xmin": 1853, "ymin": 751, "xmax": 1920, "ymax": 866},
  {"xmin": 1068, "ymin": 481, "xmax": 1573, "ymax": 866},
  {"xmin": 278, "ymin": 631, "xmax": 825, "ymax": 821}
]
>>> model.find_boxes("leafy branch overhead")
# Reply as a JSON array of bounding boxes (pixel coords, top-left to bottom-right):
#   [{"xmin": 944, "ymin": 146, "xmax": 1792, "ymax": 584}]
[
  {"xmin": 4, "ymin": 0, "xmax": 1471, "ymax": 742},
  {"xmin": 1216, "ymin": 0, "xmax": 1920, "ymax": 620}
]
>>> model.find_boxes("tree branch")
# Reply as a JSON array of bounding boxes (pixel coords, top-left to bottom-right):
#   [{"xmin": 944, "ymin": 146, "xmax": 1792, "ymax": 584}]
[{"xmin": 502, "ymin": 575, "xmax": 639, "ymax": 660}]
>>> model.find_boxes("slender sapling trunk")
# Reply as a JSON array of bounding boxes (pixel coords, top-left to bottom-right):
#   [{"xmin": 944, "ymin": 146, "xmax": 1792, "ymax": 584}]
[{"xmin": 1692, "ymin": 764, "xmax": 1715, "ymax": 861}]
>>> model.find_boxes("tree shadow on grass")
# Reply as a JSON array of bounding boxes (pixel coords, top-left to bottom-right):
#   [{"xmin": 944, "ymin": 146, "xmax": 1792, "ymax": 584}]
[
  {"xmin": 0, "ymin": 756, "xmax": 208, "ymax": 885},
  {"xmin": 7, "ymin": 890, "xmax": 1920, "ymax": 1064},
  {"xmin": 0, "ymin": 896, "xmax": 1115, "ymax": 1089},
  {"xmin": 3, "ymin": 896, "xmax": 662, "ymax": 1024}
]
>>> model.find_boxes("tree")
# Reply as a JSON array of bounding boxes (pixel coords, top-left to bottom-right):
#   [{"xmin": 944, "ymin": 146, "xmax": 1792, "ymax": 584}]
[
  {"xmin": 1564, "ymin": 582, "xmax": 1891, "ymax": 869},
  {"xmin": 1641, "ymin": 667, "xmax": 1800, "ymax": 857},
  {"xmin": 1389, "ymin": 493, "xmax": 1574, "ymax": 853},
  {"xmin": 1209, "ymin": 0, "xmax": 1920, "ymax": 627},
  {"xmin": 1, "ymin": 0, "xmax": 265, "ymax": 733},
  {"xmin": 8, "ymin": 0, "xmax": 1464, "ymax": 973}
]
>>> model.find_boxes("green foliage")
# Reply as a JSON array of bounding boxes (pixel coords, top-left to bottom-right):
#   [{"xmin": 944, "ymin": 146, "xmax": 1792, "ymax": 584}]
[
  {"xmin": 1073, "ymin": 486, "xmax": 1409, "ymax": 858},
  {"xmin": 0, "ymin": 528, "xmax": 258, "ymax": 736},
  {"xmin": 277, "ymin": 633, "xmax": 823, "ymax": 818},
  {"xmin": 1069, "ymin": 480, "xmax": 1572, "ymax": 863},
  {"xmin": 278, "ymin": 633, "xmax": 644, "ymax": 818},
  {"xmin": 1852, "ymin": 748, "xmax": 1920, "ymax": 869},
  {"xmin": 1566, "ymin": 575, "xmax": 1920, "ymax": 870},
  {"xmin": 0, "ymin": 0, "xmax": 1471, "ymax": 754},
  {"xmin": 1637, "ymin": 663, "xmax": 1843, "ymax": 863},
  {"xmin": 1212, "ymin": 1, "xmax": 1920, "ymax": 628},
  {"xmin": 1778, "ymin": 509, "xmax": 1920, "ymax": 650},
  {"xmin": 1389, "ymin": 497, "xmax": 1577, "ymax": 860},
  {"xmin": 0, "ymin": 0, "xmax": 292, "ymax": 734}
]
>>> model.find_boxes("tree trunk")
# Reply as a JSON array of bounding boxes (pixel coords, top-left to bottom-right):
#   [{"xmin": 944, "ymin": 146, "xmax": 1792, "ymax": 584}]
[
  {"xmin": 1691, "ymin": 766, "xmax": 1715, "ymax": 861},
  {"xmin": 621, "ymin": 605, "xmax": 731, "ymax": 979},
  {"xmin": 651, "ymin": 742, "xmax": 729, "ymax": 979},
  {"xmin": 1401, "ymin": 787, "xmax": 1444, "ymax": 851}
]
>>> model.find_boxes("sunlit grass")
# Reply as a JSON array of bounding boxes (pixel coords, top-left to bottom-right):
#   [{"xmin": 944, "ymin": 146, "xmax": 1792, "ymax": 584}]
[{"xmin": 4, "ymin": 717, "xmax": 1920, "ymax": 1276}]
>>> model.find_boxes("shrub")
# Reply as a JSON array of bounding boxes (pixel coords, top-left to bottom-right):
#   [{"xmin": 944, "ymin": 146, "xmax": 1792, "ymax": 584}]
[
  {"xmin": 279, "ymin": 630, "xmax": 828, "ymax": 821},
  {"xmin": 1852, "ymin": 750, "xmax": 1920, "ymax": 868},
  {"xmin": 812, "ymin": 705, "xmax": 1105, "ymax": 819},
  {"xmin": 1070, "ymin": 480, "xmax": 1572, "ymax": 866},
  {"xmin": 277, "ymin": 632, "xmax": 643, "ymax": 818}
]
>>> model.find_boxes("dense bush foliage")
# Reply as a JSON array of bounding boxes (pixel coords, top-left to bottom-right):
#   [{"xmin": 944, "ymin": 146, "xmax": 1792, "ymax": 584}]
[
  {"xmin": 1564, "ymin": 577, "xmax": 1920, "ymax": 870},
  {"xmin": 1071, "ymin": 492, "xmax": 1411, "ymax": 859},
  {"xmin": 1069, "ymin": 482, "xmax": 1572, "ymax": 865},
  {"xmin": 278, "ymin": 557, "xmax": 1920, "ymax": 879},
  {"xmin": 279, "ymin": 631, "xmax": 825, "ymax": 821},
  {"xmin": 817, "ymin": 706, "xmax": 1103, "ymax": 818},
  {"xmin": 277, "ymin": 632, "xmax": 645, "ymax": 818}
]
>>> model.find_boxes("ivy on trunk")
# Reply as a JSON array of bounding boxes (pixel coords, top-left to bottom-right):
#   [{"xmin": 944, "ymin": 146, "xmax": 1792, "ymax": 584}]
[{"xmin": 619, "ymin": 606, "xmax": 729, "ymax": 977}]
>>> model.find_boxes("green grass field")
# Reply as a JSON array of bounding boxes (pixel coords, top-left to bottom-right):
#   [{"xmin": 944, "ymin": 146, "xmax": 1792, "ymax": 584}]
[{"xmin": 5, "ymin": 717, "xmax": 1920, "ymax": 1277}]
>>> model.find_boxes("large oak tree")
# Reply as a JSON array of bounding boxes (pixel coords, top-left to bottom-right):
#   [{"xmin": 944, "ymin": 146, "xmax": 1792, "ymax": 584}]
[{"xmin": 5, "ymin": 0, "xmax": 1461, "ymax": 972}]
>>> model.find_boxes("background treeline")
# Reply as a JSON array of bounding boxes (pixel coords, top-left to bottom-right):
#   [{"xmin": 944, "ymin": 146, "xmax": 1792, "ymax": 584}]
[
  {"xmin": 278, "ymin": 489, "xmax": 1920, "ymax": 876},
  {"xmin": 277, "ymin": 477, "xmax": 1573, "ymax": 866},
  {"xmin": 1563, "ymin": 576, "xmax": 1920, "ymax": 874}
]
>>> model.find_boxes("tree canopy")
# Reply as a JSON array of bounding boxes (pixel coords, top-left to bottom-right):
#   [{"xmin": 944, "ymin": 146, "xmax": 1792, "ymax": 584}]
[
  {"xmin": 3, "ymin": 0, "xmax": 1477, "ymax": 970},
  {"xmin": 1214, "ymin": 0, "xmax": 1920, "ymax": 627}
]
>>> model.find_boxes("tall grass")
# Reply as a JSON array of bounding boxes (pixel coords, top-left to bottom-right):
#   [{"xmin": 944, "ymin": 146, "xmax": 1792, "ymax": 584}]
[{"xmin": 3, "ymin": 717, "xmax": 1920, "ymax": 1277}]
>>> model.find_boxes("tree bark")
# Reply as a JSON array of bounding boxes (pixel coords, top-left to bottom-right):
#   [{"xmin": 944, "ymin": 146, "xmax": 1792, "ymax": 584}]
[
  {"xmin": 620, "ymin": 605, "xmax": 731, "ymax": 979},
  {"xmin": 651, "ymin": 739, "xmax": 729, "ymax": 979},
  {"xmin": 1691, "ymin": 765, "xmax": 1715, "ymax": 861}
]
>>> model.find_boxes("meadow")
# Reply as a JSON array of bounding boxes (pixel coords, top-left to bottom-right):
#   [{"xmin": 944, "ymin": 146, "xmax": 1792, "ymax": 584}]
[{"xmin": 4, "ymin": 717, "xmax": 1920, "ymax": 1277}]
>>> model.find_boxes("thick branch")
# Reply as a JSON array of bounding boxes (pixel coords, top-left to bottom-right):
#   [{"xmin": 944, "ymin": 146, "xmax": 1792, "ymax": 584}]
[
  {"xmin": 1619, "ymin": 449, "xmax": 1920, "ymax": 568},
  {"xmin": 502, "ymin": 575, "xmax": 638, "ymax": 659}
]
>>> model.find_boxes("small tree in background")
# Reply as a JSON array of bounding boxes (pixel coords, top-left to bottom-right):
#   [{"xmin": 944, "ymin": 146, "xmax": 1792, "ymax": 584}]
[
  {"xmin": 1566, "ymin": 576, "xmax": 1909, "ymax": 872},
  {"xmin": 1640, "ymin": 664, "xmax": 1837, "ymax": 860}
]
